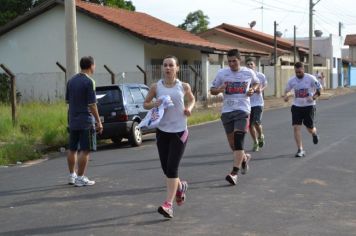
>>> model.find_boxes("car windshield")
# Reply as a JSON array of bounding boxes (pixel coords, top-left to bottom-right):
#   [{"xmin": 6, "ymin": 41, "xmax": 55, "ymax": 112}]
[{"xmin": 96, "ymin": 88, "xmax": 122, "ymax": 105}]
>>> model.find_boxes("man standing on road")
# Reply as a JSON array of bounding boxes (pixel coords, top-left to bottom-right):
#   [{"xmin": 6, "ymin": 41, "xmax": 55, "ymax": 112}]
[
  {"xmin": 210, "ymin": 49, "xmax": 259, "ymax": 185},
  {"xmin": 283, "ymin": 62, "xmax": 321, "ymax": 157},
  {"xmin": 246, "ymin": 58, "xmax": 268, "ymax": 152},
  {"xmin": 65, "ymin": 56, "xmax": 103, "ymax": 187}
]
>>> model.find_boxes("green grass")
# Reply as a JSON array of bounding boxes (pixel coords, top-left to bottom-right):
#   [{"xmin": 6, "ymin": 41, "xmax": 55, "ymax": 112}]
[
  {"xmin": 188, "ymin": 107, "xmax": 220, "ymax": 126},
  {"xmin": 0, "ymin": 102, "xmax": 68, "ymax": 165}
]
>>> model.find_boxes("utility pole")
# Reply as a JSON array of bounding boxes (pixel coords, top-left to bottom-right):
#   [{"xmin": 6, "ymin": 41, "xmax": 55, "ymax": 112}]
[
  {"xmin": 261, "ymin": 0, "xmax": 264, "ymax": 32},
  {"xmin": 339, "ymin": 22, "xmax": 342, "ymax": 36},
  {"xmin": 309, "ymin": 0, "xmax": 321, "ymax": 74},
  {"xmin": 294, "ymin": 25, "xmax": 297, "ymax": 64},
  {"xmin": 65, "ymin": 0, "xmax": 79, "ymax": 81},
  {"xmin": 274, "ymin": 21, "xmax": 279, "ymax": 97}
]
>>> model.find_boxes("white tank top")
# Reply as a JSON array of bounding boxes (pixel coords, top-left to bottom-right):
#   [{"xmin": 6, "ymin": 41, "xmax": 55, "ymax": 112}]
[{"xmin": 156, "ymin": 79, "xmax": 187, "ymax": 133}]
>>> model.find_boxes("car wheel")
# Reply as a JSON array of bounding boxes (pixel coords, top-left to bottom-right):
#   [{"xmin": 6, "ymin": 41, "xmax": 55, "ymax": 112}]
[
  {"xmin": 111, "ymin": 136, "xmax": 122, "ymax": 144},
  {"xmin": 129, "ymin": 121, "xmax": 142, "ymax": 147}
]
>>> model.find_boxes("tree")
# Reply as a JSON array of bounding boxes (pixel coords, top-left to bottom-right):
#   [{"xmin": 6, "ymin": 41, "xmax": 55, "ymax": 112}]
[
  {"xmin": 87, "ymin": 0, "xmax": 135, "ymax": 11},
  {"xmin": 178, "ymin": 10, "xmax": 209, "ymax": 34},
  {"xmin": 0, "ymin": 0, "xmax": 135, "ymax": 26},
  {"xmin": 0, "ymin": 0, "xmax": 48, "ymax": 26}
]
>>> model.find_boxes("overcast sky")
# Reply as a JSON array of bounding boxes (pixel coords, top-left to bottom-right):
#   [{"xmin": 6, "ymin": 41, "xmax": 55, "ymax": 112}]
[{"xmin": 133, "ymin": 0, "xmax": 356, "ymax": 39}]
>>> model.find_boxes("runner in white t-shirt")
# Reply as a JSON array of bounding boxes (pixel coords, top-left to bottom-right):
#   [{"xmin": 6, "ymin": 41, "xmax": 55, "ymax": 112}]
[
  {"xmin": 211, "ymin": 49, "xmax": 260, "ymax": 186},
  {"xmin": 246, "ymin": 58, "xmax": 268, "ymax": 152},
  {"xmin": 283, "ymin": 62, "xmax": 322, "ymax": 157}
]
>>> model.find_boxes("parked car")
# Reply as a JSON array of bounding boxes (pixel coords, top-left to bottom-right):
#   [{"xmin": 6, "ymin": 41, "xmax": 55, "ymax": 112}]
[{"xmin": 95, "ymin": 83, "xmax": 155, "ymax": 146}]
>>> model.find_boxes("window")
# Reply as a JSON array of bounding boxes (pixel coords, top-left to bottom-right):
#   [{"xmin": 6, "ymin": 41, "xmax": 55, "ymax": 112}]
[
  {"xmin": 333, "ymin": 57, "xmax": 336, "ymax": 68},
  {"xmin": 96, "ymin": 88, "xmax": 122, "ymax": 105},
  {"xmin": 123, "ymin": 86, "xmax": 134, "ymax": 104},
  {"xmin": 130, "ymin": 87, "xmax": 145, "ymax": 103},
  {"xmin": 140, "ymin": 87, "xmax": 149, "ymax": 98}
]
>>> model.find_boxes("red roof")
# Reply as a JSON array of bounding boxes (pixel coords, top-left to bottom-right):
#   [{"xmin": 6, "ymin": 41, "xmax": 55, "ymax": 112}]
[
  {"xmin": 199, "ymin": 23, "xmax": 308, "ymax": 54},
  {"xmin": 344, "ymin": 34, "xmax": 356, "ymax": 46},
  {"xmin": 75, "ymin": 0, "xmax": 233, "ymax": 53}
]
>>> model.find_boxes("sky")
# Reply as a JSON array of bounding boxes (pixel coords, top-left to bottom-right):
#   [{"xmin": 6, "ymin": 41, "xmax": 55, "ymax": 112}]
[{"xmin": 132, "ymin": 0, "xmax": 356, "ymax": 39}]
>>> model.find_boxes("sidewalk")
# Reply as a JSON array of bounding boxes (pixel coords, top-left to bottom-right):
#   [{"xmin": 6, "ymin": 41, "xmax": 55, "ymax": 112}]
[{"xmin": 262, "ymin": 87, "xmax": 355, "ymax": 111}]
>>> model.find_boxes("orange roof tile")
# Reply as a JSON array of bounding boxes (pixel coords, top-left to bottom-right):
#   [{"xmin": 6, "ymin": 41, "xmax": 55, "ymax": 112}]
[
  {"xmin": 200, "ymin": 23, "xmax": 308, "ymax": 54},
  {"xmin": 344, "ymin": 34, "xmax": 356, "ymax": 46},
  {"xmin": 75, "ymin": 0, "xmax": 233, "ymax": 53}
]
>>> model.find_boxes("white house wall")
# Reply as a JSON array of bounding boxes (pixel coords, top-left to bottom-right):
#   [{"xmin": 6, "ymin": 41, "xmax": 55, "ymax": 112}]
[
  {"xmin": 0, "ymin": 5, "xmax": 148, "ymax": 101},
  {"xmin": 144, "ymin": 44, "xmax": 202, "ymax": 65},
  {"xmin": 0, "ymin": 5, "xmax": 144, "ymax": 74}
]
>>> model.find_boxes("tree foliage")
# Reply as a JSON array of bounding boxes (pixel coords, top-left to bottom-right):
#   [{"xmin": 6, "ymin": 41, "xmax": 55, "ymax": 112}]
[
  {"xmin": 0, "ymin": 0, "xmax": 44, "ymax": 26},
  {"xmin": 85, "ymin": 0, "xmax": 135, "ymax": 11},
  {"xmin": 178, "ymin": 10, "xmax": 209, "ymax": 34},
  {"xmin": 0, "ymin": 0, "xmax": 135, "ymax": 26}
]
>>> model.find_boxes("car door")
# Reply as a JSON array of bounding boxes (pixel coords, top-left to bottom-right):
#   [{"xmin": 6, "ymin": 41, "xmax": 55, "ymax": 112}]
[
  {"xmin": 129, "ymin": 86, "xmax": 146, "ymax": 120},
  {"xmin": 123, "ymin": 85, "xmax": 139, "ymax": 120}
]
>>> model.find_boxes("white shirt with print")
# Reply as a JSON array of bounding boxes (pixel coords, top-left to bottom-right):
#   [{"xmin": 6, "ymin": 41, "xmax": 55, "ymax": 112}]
[
  {"xmin": 211, "ymin": 67, "xmax": 259, "ymax": 113},
  {"xmin": 250, "ymin": 71, "xmax": 267, "ymax": 107},
  {"xmin": 285, "ymin": 73, "xmax": 321, "ymax": 107}
]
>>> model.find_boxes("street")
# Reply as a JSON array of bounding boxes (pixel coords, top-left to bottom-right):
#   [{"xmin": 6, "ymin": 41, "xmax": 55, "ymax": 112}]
[{"xmin": 1, "ymin": 93, "xmax": 356, "ymax": 236}]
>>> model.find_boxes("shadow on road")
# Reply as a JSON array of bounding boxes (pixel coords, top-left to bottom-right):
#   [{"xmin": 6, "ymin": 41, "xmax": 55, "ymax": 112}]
[{"xmin": 0, "ymin": 211, "xmax": 164, "ymax": 236}]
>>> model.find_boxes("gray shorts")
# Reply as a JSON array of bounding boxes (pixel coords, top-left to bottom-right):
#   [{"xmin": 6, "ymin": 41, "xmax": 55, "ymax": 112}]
[
  {"xmin": 221, "ymin": 110, "xmax": 249, "ymax": 134},
  {"xmin": 250, "ymin": 106, "xmax": 263, "ymax": 125}
]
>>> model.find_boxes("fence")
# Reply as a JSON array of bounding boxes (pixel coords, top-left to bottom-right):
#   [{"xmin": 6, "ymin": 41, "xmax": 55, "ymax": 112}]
[
  {"xmin": 11, "ymin": 64, "xmax": 204, "ymax": 102},
  {"xmin": 145, "ymin": 64, "xmax": 203, "ymax": 96}
]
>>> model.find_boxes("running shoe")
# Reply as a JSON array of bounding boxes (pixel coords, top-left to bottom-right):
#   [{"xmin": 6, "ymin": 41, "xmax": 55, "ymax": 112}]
[
  {"xmin": 176, "ymin": 181, "xmax": 188, "ymax": 206},
  {"xmin": 225, "ymin": 174, "xmax": 238, "ymax": 185},
  {"xmin": 295, "ymin": 149, "xmax": 305, "ymax": 158},
  {"xmin": 158, "ymin": 201, "xmax": 173, "ymax": 218},
  {"xmin": 312, "ymin": 134, "xmax": 319, "ymax": 144},
  {"xmin": 258, "ymin": 134, "xmax": 265, "ymax": 148},
  {"xmin": 241, "ymin": 154, "xmax": 251, "ymax": 175},
  {"xmin": 253, "ymin": 142, "xmax": 259, "ymax": 152},
  {"xmin": 74, "ymin": 176, "xmax": 95, "ymax": 187},
  {"xmin": 68, "ymin": 173, "xmax": 77, "ymax": 185}
]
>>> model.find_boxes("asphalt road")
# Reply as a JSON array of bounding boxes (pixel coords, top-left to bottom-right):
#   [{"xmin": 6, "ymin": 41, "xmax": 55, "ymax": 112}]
[{"xmin": 1, "ymin": 93, "xmax": 356, "ymax": 236}]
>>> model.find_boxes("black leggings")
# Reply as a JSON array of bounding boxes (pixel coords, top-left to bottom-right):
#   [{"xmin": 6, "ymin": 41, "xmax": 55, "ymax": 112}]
[{"xmin": 156, "ymin": 129, "xmax": 188, "ymax": 178}]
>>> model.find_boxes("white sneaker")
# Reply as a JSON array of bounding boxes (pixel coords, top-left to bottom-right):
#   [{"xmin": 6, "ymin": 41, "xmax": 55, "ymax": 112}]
[
  {"xmin": 225, "ymin": 174, "xmax": 238, "ymax": 185},
  {"xmin": 68, "ymin": 173, "xmax": 77, "ymax": 185},
  {"xmin": 75, "ymin": 176, "xmax": 95, "ymax": 187},
  {"xmin": 241, "ymin": 154, "xmax": 251, "ymax": 175}
]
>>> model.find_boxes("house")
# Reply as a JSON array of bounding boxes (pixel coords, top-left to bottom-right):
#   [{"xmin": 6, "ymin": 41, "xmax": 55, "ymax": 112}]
[
  {"xmin": 344, "ymin": 34, "xmax": 356, "ymax": 65},
  {"xmin": 296, "ymin": 34, "xmax": 344, "ymax": 88},
  {"xmin": 198, "ymin": 23, "xmax": 309, "ymax": 66},
  {"xmin": 0, "ymin": 0, "xmax": 266, "ymax": 102},
  {"xmin": 344, "ymin": 34, "xmax": 356, "ymax": 86}
]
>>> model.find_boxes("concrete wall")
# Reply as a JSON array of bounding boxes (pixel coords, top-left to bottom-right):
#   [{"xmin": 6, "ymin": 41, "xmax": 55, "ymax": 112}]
[
  {"xmin": 263, "ymin": 65, "xmax": 329, "ymax": 98},
  {"xmin": 15, "ymin": 71, "xmax": 144, "ymax": 102},
  {"xmin": 144, "ymin": 44, "xmax": 202, "ymax": 66},
  {"xmin": 350, "ymin": 67, "xmax": 356, "ymax": 86}
]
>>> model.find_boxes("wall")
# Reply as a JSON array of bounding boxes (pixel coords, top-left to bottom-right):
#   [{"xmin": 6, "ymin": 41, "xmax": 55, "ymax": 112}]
[
  {"xmin": 0, "ymin": 5, "xmax": 144, "ymax": 74},
  {"xmin": 350, "ymin": 66, "xmax": 356, "ymax": 86},
  {"xmin": 263, "ymin": 65, "xmax": 329, "ymax": 98}
]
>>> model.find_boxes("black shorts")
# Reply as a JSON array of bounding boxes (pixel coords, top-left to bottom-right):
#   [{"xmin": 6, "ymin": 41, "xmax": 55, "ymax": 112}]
[
  {"xmin": 250, "ymin": 106, "xmax": 263, "ymax": 125},
  {"xmin": 291, "ymin": 105, "xmax": 316, "ymax": 129},
  {"xmin": 68, "ymin": 128, "xmax": 97, "ymax": 151}
]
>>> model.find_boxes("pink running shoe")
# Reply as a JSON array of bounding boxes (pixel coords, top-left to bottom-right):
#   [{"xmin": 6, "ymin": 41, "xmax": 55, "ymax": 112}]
[
  {"xmin": 157, "ymin": 201, "xmax": 173, "ymax": 218},
  {"xmin": 176, "ymin": 181, "xmax": 188, "ymax": 206}
]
